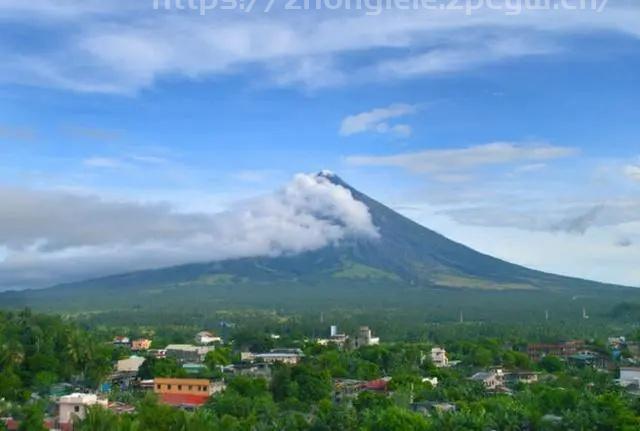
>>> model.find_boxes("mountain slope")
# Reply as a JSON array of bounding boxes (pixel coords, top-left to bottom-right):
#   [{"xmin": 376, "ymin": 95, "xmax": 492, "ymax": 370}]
[{"xmin": 0, "ymin": 172, "xmax": 633, "ymax": 312}]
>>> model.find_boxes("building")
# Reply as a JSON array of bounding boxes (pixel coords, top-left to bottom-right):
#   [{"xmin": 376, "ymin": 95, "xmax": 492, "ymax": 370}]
[
  {"xmin": 195, "ymin": 331, "xmax": 222, "ymax": 345},
  {"xmin": 527, "ymin": 340, "xmax": 584, "ymax": 361},
  {"xmin": 568, "ymin": 351, "xmax": 608, "ymax": 369},
  {"xmin": 254, "ymin": 352, "xmax": 301, "ymax": 365},
  {"xmin": 242, "ymin": 348, "xmax": 304, "ymax": 365},
  {"xmin": 116, "ymin": 355, "xmax": 146, "ymax": 373},
  {"xmin": 470, "ymin": 369, "xmax": 504, "ymax": 390},
  {"xmin": 58, "ymin": 393, "xmax": 108, "ymax": 430},
  {"xmin": 154, "ymin": 378, "xmax": 225, "ymax": 408},
  {"xmin": 224, "ymin": 362, "xmax": 272, "ymax": 380},
  {"xmin": 618, "ymin": 367, "xmax": 640, "ymax": 393},
  {"xmin": 149, "ymin": 349, "xmax": 167, "ymax": 359},
  {"xmin": 317, "ymin": 325, "xmax": 349, "ymax": 348},
  {"xmin": 165, "ymin": 344, "xmax": 214, "ymax": 363},
  {"xmin": 183, "ymin": 363, "xmax": 208, "ymax": 375},
  {"xmin": 354, "ymin": 326, "xmax": 380, "ymax": 348},
  {"xmin": 430, "ymin": 347, "xmax": 449, "ymax": 368},
  {"xmin": 132, "ymin": 339, "xmax": 152, "ymax": 351},
  {"xmin": 113, "ymin": 336, "xmax": 130, "ymax": 346},
  {"xmin": 504, "ymin": 371, "xmax": 540, "ymax": 385}
]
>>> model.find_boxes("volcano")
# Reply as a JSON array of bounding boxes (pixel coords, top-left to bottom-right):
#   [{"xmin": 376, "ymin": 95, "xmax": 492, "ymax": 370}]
[{"xmin": 0, "ymin": 172, "xmax": 633, "ymax": 313}]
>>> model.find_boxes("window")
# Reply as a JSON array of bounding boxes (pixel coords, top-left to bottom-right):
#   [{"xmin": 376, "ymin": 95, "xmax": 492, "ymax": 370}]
[
  {"xmin": 74, "ymin": 406, "xmax": 80, "ymax": 413},
  {"xmin": 178, "ymin": 385, "xmax": 182, "ymax": 391},
  {"xmin": 167, "ymin": 384, "xmax": 172, "ymax": 390},
  {"xmin": 156, "ymin": 384, "xmax": 161, "ymax": 390},
  {"xmin": 188, "ymin": 385, "xmax": 193, "ymax": 390}
]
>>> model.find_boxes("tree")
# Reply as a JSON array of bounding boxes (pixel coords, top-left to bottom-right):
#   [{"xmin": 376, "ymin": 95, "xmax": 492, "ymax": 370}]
[
  {"xmin": 19, "ymin": 403, "xmax": 47, "ymax": 431},
  {"xmin": 76, "ymin": 406, "xmax": 119, "ymax": 431},
  {"xmin": 539, "ymin": 356, "xmax": 564, "ymax": 373}
]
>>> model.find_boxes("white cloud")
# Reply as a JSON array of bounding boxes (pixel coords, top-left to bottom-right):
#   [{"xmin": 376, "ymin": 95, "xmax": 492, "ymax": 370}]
[
  {"xmin": 347, "ymin": 142, "xmax": 577, "ymax": 176},
  {"xmin": 1, "ymin": 2, "xmax": 638, "ymax": 93},
  {"xmin": 340, "ymin": 103, "xmax": 416, "ymax": 137},
  {"xmin": 0, "ymin": 173, "xmax": 378, "ymax": 290},
  {"xmin": 624, "ymin": 163, "xmax": 640, "ymax": 181},
  {"xmin": 401, "ymin": 204, "xmax": 640, "ymax": 287}
]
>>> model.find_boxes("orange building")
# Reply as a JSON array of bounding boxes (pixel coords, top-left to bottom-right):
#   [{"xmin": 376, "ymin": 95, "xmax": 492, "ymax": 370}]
[
  {"xmin": 132, "ymin": 338, "xmax": 152, "ymax": 351},
  {"xmin": 154, "ymin": 378, "xmax": 224, "ymax": 408}
]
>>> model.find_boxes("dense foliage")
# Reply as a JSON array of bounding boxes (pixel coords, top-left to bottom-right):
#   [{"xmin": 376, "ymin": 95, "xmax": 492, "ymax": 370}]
[{"xmin": 0, "ymin": 309, "xmax": 112, "ymax": 401}]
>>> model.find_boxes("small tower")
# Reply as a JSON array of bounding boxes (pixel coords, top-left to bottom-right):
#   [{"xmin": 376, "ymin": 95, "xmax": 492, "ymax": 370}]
[
  {"xmin": 459, "ymin": 311, "xmax": 464, "ymax": 324},
  {"xmin": 545, "ymin": 309, "xmax": 549, "ymax": 321}
]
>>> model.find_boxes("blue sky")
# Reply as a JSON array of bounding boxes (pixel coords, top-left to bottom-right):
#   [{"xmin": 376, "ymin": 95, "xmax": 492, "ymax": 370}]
[{"xmin": 0, "ymin": 0, "xmax": 639, "ymax": 289}]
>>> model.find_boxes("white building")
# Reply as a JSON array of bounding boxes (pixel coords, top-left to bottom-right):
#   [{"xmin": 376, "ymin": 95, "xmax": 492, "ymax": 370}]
[
  {"xmin": 317, "ymin": 325, "xmax": 349, "ymax": 348},
  {"xmin": 470, "ymin": 369, "xmax": 504, "ymax": 390},
  {"xmin": 59, "ymin": 393, "xmax": 108, "ymax": 427},
  {"xmin": 619, "ymin": 367, "xmax": 640, "ymax": 387},
  {"xmin": 116, "ymin": 355, "xmax": 146, "ymax": 373},
  {"xmin": 431, "ymin": 347, "xmax": 449, "ymax": 368},
  {"xmin": 355, "ymin": 326, "xmax": 380, "ymax": 348},
  {"xmin": 195, "ymin": 331, "xmax": 222, "ymax": 345},
  {"xmin": 165, "ymin": 344, "xmax": 214, "ymax": 363}
]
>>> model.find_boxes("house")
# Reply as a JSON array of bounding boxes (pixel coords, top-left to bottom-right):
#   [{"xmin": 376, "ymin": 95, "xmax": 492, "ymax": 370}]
[
  {"xmin": 255, "ymin": 352, "xmax": 301, "ymax": 365},
  {"xmin": 154, "ymin": 378, "xmax": 225, "ymax": 408},
  {"xmin": 116, "ymin": 355, "xmax": 146, "ymax": 373},
  {"xmin": 431, "ymin": 347, "xmax": 449, "ymax": 368},
  {"xmin": 354, "ymin": 326, "xmax": 380, "ymax": 348},
  {"xmin": 195, "ymin": 331, "xmax": 222, "ymax": 345},
  {"xmin": 333, "ymin": 379, "xmax": 367, "ymax": 402},
  {"xmin": 527, "ymin": 340, "xmax": 584, "ymax": 361},
  {"xmin": 224, "ymin": 362, "xmax": 272, "ymax": 380},
  {"xmin": 243, "ymin": 348, "xmax": 304, "ymax": 365},
  {"xmin": 132, "ymin": 339, "xmax": 152, "ymax": 351},
  {"xmin": 165, "ymin": 344, "xmax": 214, "ymax": 363},
  {"xmin": 363, "ymin": 377, "xmax": 392, "ymax": 392},
  {"xmin": 505, "ymin": 371, "xmax": 540, "ymax": 385},
  {"xmin": 58, "ymin": 393, "xmax": 108, "ymax": 430},
  {"xmin": 618, "ymin": 367, "xmax": 640, "ymax": 395},
  {"xmin": 568, "ymin": 351, "xmax": 608, "ymax": 369},
  {"xmin": 470, "ymin": 369, "xmax": 504, "ymax": 390},
  {"xmin": 183, "ymin": 363, "xmax": 208, "ymax": 375},
  {"xmin": 149, "ymin": 349, "xmax": 167, "ymax": 359},
  {"xmin": 113, "ymin": 336, "xmax": 131, "ymax": 346},
  {"xmin": 2, "ymin": 418, "xmax": 55, "ymax": 430}
]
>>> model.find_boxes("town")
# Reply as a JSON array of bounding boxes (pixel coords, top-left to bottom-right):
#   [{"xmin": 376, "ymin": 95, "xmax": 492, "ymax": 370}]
[{"xmin": 2, "ymin": 310, "xmax": 640, "ymax": 430}]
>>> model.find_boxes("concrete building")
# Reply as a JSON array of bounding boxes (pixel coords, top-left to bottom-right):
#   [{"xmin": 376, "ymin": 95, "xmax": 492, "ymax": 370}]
[
  {"xmin": 165, "ymin": 344, "xmax": 214, "ymax": 363},
  {"xmin": 112, "ymin": 336, "xmax": 130, "ymax": 346},
  {"xmin": 131, "ymin": 339, "xmax": 152, "ymax": 351},
  {"xmin": 195, "ymin": 331, "xmax": 222, "ymax": 345},
  {"xmin": 254, "ymin": 352, "xmax": 301, "ymax": 365},
  {"xmin": 430, "ymin": 347, "xmax": 449, "ymax": 368},
  {"xmin": 58, "ymin": 393, "xmax": 108, "ymax": 429},
  {"xmin": 317, "ymin": 325, "xmax": 349, "ymax": 348},
  {"xmin": 355, "ymin": 326, "xmax": 380, "ymax": 348},
  {"xmin": 470, "ymin": 369, "xmax": 504, "ymax": 390},
  {"xmin": 527, "ymin": 340, "xmax": 584, "ymax": 361},
  {"xmin": 154, "ymin": 378, "xmax": 225, "ymax": 408},
  {"xmin": 116, "ymin": 355, "xmax": 146, "ymax": 373}
]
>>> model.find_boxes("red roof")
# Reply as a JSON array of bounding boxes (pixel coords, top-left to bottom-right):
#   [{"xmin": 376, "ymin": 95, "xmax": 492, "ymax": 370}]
[
  {"xmin": 3, "ymin": 419, "xmax": 55, "ymax": 430},
  {"xmin": 363, "ymin": 378, "xmax": 390, "ymax": 392},
  {"xmin": 159, "ymin": 393, "xmax": 209, "ymax": 407}
]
